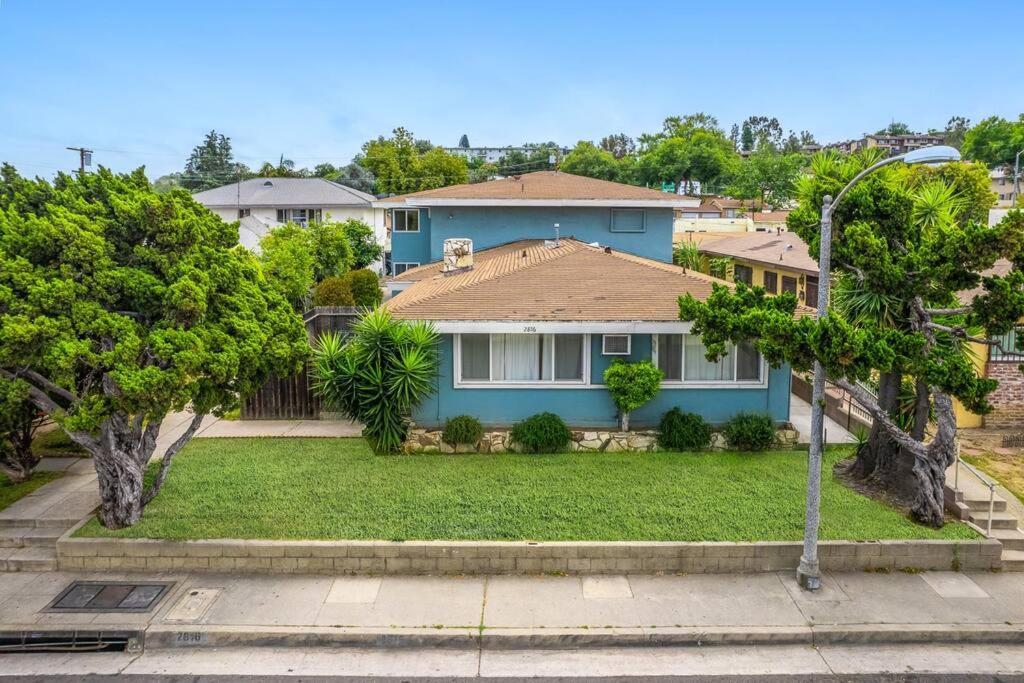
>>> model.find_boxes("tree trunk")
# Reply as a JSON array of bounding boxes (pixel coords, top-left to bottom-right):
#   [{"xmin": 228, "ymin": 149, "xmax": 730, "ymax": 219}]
[
  {"xmin": 911, "ymin": 379, "xmax": 930, "ymax": 441},
  {"xmin": 908, "ymin": 392, "xmax": 957, "ymax": 527},
  {"xmin": 849, "ymin": 371, "xmax": 901, "ymax": 479},
  {"xmin": 0, "ymin": 459, "xmax": 32, "ymax": 484},
  {"xmin": 93, "ymin": 448, "xmax": 145, "ymax": 529},
  {"xmin": 620, "ymin": 411, "xmax": 630, "ymax": 432}
]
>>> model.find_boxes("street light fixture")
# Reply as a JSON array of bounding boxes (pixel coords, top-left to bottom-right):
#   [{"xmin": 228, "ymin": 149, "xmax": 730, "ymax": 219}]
[{"xmin": 796, "ymin": 145, "xmax": 961, "ymax": 591}]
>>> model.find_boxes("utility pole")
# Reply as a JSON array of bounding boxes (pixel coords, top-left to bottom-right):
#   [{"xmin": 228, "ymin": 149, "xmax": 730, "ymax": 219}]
[{"xmin": 66, "ymin": 147, "xmax": 93, "ymax": 173}]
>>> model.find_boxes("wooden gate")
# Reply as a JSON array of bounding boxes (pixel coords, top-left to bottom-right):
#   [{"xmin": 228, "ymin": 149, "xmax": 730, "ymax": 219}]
[{"xmin": 240, "ymin": 307, "xmax": 359, "ymax": 420}]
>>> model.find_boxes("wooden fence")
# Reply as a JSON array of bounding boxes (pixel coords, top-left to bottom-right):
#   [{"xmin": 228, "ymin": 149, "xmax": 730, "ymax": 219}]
[{"xmin": 241, "ymin": 307, "xmax": 359, "ymax": 420}]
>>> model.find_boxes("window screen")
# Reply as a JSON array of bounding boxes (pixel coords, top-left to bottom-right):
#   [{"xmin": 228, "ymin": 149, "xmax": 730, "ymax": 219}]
[
  {"xmin": 610, "ymin": 209, "xmax": 646, "ymax": 232},
  {"xmin": 460, "ymin": 334, "xmax": 490, "ymax": 381},
  {"xmin": 657, "ymin": 334, "xmax": 683, "ymax": 381},
  {"xmin": 763, "ymin": 271, "xmax": 778, "ymax": 294}
]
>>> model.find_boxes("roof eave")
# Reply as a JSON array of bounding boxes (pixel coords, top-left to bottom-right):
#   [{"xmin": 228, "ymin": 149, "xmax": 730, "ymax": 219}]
[{"xmin": 372, "ymin": 198, "xmax": 700, "ymax": 209}]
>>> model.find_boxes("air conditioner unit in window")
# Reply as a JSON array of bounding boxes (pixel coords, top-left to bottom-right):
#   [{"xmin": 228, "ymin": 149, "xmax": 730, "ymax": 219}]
[{"xmin": 602, "ymin": 334, "xmax": 631, "ymax": 356}]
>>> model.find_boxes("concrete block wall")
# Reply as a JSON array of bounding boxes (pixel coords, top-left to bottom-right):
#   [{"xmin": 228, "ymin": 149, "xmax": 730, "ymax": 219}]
[{"xmin": 56, "ymin": 537, "xmax": 1002, "ymax": 575}]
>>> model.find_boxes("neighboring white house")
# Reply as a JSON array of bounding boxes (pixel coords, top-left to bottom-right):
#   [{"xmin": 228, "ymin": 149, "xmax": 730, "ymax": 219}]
[
  {"xmin": 192, "ymin": 177, "xmax": 386, "ymax": 270},
  {"xmin": 442, "ymin": 146, "xmax": 570, "ymax": 164}
]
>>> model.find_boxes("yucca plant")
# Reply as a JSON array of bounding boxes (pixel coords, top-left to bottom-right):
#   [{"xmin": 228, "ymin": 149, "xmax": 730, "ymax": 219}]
[
  {"xmin": 312, "ymin": 308, "xmax": 439, "ymax": 453},
  {"xmin": 673, "ymin": 241, "xmax": 707, "ymax": 272}
]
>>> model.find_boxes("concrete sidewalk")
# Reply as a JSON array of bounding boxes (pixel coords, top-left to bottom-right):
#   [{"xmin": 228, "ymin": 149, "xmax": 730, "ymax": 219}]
[{"xmin": 3, "ymin": 570, "xmax": 1024, "ymax": 644}]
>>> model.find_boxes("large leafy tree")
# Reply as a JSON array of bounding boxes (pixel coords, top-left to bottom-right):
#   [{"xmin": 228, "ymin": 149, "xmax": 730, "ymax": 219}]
[
  {"xmin": 0, "ymin": 166, "xmax": 308, "ymax": 528},
  {"xmin": 962, "ymin": 115, "xmax": 1024, "ymax": 168},
  {"xmin": 727, "ymin": 147, "xmax": 806, "ymax": 209},
  {"xmin": 182, "ymin": 130, "xmax": 242, "ymax": 191},
  {"xmin": 359, "ymin": 128, "xmax": 468, "ymax": 195},
  {"xmin": 679, "ymin": 151, "xmax": 1024, "ymax": 527},
  {"xmin": 560, "ymin": 141, "xmax": 621, "ymax": 181}
]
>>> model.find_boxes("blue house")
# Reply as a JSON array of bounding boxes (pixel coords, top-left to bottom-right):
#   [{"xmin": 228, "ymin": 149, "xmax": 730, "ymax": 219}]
[
  {"xmin": 376, "ymin": 171, "xmax": 698, "ymax": 280},
  {"xmin": 385, "ymin": 238, "xmax": 795, "ymax": 429}
]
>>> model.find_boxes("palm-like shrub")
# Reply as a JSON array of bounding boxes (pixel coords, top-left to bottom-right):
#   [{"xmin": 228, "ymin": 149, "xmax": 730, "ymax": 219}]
[
  {"xmin": 313, "ymin": 308, "xmax": 439, "ymax": 453},
  {"xmin": 673, "ymin": 241, "xmax": 707, "ymax": 272}
]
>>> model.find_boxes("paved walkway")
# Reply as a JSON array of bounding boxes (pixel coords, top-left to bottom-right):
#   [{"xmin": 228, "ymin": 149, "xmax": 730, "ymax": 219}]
[
  {"xmin": 789, "ymin": 394, "xmax": 856, "ymax": 444},
  {"xmin": 3, "ymin": 570, "xmax": 1024, "ymax": 677},
  {"xmin": 3, "ymin": 569, "xmax": 1024, "ymax": 633}
]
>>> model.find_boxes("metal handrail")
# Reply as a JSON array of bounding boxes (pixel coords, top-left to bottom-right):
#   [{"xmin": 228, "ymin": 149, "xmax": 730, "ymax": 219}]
[{"xmin": 953, "ymin": 445, "xmax": 998, "ymax": 537}]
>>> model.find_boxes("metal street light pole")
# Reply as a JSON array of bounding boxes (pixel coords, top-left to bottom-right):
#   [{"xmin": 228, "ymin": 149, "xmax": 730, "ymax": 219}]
[{"xmin": 796, "ymin": 145, "xmax": 961, "ymax": 591}]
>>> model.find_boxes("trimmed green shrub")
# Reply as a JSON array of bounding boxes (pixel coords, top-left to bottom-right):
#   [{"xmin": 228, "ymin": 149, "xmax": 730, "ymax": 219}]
[
  {"xmin": 345, "ymin": 269, "xmax": 383, "ymax": 308},
  {"xmin": 603, "ymin": 359, "xmax": 662, "ymax": 431},
  {"xmin": 658, "ymin": 408, "xmax": 711, "ymax": 451},
  {"xmin": 722, "ymin": 412, "xmax": 775, "ymax": 451},
  {"xmin": 510, "ymin": 412, "xmax": 571, "ymax": 454},
  {"xmin": 313, "ymin": 276, "xmax": 355, "ymax": 307},
  {"xmin": 442, "ymin": 415, "xmax": 484, "ymax": 446}
]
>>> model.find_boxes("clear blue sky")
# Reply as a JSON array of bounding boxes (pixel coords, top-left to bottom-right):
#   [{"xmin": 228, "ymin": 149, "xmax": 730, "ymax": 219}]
[{"xmin": 2, "ymin": 0, "xmax": 1022, "ymax": 180}]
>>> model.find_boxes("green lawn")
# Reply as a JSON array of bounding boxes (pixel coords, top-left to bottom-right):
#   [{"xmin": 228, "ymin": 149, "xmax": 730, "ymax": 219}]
[
  {"xmin": 0, "ymin": 471, "xmax": 60, "ymax": 511},
  {"xmin": 79, "ymin": 438, "xmax": 976, "ymax": 542}
]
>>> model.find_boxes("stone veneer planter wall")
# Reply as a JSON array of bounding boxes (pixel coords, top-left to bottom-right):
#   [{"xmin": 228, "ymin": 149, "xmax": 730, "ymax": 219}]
[
  {"xmin": 58, "ymin": 534, "xmax": 1001, "ymax": 576},
  {"xmin": 404, "ymin": 426, "xmax": 801, "ymax": 454}
]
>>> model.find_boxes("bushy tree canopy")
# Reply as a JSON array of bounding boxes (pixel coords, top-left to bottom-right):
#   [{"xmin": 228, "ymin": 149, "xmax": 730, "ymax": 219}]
[
  {"xmin": 0, "ymin": 165, "xmax": 308, "ymax": 526},
  {"xmin": 359, "ymin": 128, "xmax": 468, "ymax": 195},
  {"xmin": 679, "ymin": 151, "xmax": 1024, "ymax": 526}
]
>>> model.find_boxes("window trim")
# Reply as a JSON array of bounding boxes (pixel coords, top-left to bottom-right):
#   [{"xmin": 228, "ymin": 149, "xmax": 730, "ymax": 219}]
[
  {"xmin": 392, "ymin": 208, "xmax": 421, "ymax": 233},
  {"xmin": 392, "ymin": 262, "xmax": 420, "ymax": 276},
  {"xmin": 609, "ymin": 209, "xmax": 647, "ymax": 233},
  {"xmin": 601, "ymin": 334, "xmax": 631, "ymax": 356},
  {"xmin": 652, "ymin": 334, "xmax": 768, "ymax": 389},
  {"xmin": 454, "ymin": 333, "xmax": 593, "ymax": 389}
]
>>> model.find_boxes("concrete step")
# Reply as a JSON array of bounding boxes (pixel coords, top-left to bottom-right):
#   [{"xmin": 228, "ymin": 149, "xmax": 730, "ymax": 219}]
[
  {"xmin": 1002, "ymin": 549, "xmax": 1024, "ymax": 572},
  {"xmin": 0, "ymin": 527, "xmax": 63, "ymax": 549},
  {"xmin": 968, "ymin": 511, "xmax": 1020, "ymax": 531},
  {"xmin": 0, "ymin": 546, "xmax": 57, "ymax": 572},
  {"xmin": 964, "ymin": 497, "xmax": 1008, "ymax": 513},
  {"xmin": 991, "ymin": 528, "xmax": 1024, "ymax": 551}
]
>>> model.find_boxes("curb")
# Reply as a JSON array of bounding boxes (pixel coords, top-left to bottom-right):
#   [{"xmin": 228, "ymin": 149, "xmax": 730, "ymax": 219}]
[{"xmin": 132, "ymin": 622, "xmax": 1024, "ymax": 650}]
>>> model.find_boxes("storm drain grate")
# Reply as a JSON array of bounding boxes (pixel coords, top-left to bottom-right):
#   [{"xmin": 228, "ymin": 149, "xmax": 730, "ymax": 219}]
[
  {"xmin": 45, "ymin": 581, "xmax": 174, "ymax": 613},
  {"xmin": 0, "ymin": 630, "xmax": 140, "ymax": 653}
]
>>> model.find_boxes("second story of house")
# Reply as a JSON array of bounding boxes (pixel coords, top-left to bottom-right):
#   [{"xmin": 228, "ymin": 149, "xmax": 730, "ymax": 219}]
[
  {"xmin": 990, "ymin": 168, "xmax": 1019, "ymax": 208},
  {"xmin": 192, "ymin": 177, "xmax": 385, "ymax": 255},
  {"xmin": 374, "ymin": 171, "xmax": 698, "ymax": 275}
]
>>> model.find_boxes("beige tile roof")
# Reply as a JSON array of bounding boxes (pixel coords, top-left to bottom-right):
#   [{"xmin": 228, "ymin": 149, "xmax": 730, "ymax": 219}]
[
  {"xmin": 375, "ymin": 171, "xmax": 694, "ymax": 205},
  {"xmin": 386, "ymin": 239, "xmax": 812, "ymax": 322},
  {"xmin": 697, "ymin": 231, "xmax": 819, "ymax": 275},
  {"xmin": 386, "ymin": 239, "xmax": 721, "ymax": 321},
  {"xmin": 958, "ymin": 259, "xmax": 1014, "ymax": 304}
]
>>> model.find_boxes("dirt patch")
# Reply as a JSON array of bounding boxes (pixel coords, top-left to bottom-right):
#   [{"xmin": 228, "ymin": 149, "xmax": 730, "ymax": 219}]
[{"xmin": 832, "ymin": 457, "xmax": 963, "ymax": 528}]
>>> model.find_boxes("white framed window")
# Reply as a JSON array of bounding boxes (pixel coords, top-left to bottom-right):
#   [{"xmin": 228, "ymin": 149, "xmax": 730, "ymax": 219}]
[
  {"xmin": 392, "ymin": 262, "xmax": 420, "ymax": 276},
  {"xmin": 653, "ymin": 334, "xmax": 764, "ymax": 386},
  {"xmin": 392, "ymin": 209, "xmax": 420, "ymax": 232},
  {"xmin": 455, "ymin": 333, "xmax": 590, "ymax": 387},
  {"xmin": 602, "ymin": 334, "xmax": 631, "ymax": 355},
  {"xmin": 276, "ymin": 208, "xmax": 321, "ymax": 225}
]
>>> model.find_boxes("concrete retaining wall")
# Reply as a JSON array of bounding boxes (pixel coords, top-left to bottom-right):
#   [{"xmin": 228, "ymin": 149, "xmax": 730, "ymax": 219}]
[{"xmin": 57, "ymin": 536, "xmax": 1002, "ymax": 575}]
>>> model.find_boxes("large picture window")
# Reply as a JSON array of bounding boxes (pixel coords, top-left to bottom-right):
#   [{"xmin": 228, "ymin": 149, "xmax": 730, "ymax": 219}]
[
  {"xmin": 458, "ymin": 333, "xmax": 587, "ymax": 385},
  {"xmin": 656, "ymin": 334, "xmax": 763, "ymax": 384}
]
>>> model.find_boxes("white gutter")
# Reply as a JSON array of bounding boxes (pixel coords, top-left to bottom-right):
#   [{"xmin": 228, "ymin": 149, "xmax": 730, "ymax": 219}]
[
  {"xmin": 372, "ymin": 198, "xmax": 700, "ymax": 209},
  {"xmin": 426, "ymin": 320, "xmax": 694, "ymax": 334}
]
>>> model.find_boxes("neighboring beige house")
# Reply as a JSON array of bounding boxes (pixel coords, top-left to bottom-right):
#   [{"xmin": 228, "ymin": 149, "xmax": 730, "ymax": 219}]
[
  {"xmin": 990, "ymin": 168, "xmax": 1019, "ymax": 208},
  {"xmin": 192, "ymin": 178, "xmax": 386, "ymax": 268},
  {"xmin": 674, "ymin": 197, "xmax": 790, "ymax": 233},
  {"xmin": 826, "ymin": 133, "xmax": 945, "ymax": 156}
]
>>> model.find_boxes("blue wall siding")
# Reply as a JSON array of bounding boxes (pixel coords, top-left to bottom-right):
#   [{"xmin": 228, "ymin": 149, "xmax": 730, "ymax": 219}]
[
  {"xmin": 390, "ymin": 206, "xmax": 675, "ymax": 266},
  {"xmin": 391, "ymin": 209, "xmax": 432, "ymax": 268},
  {"xmin": 412, "ymin": 335, "xmax": 792, "ymax": 429}
]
